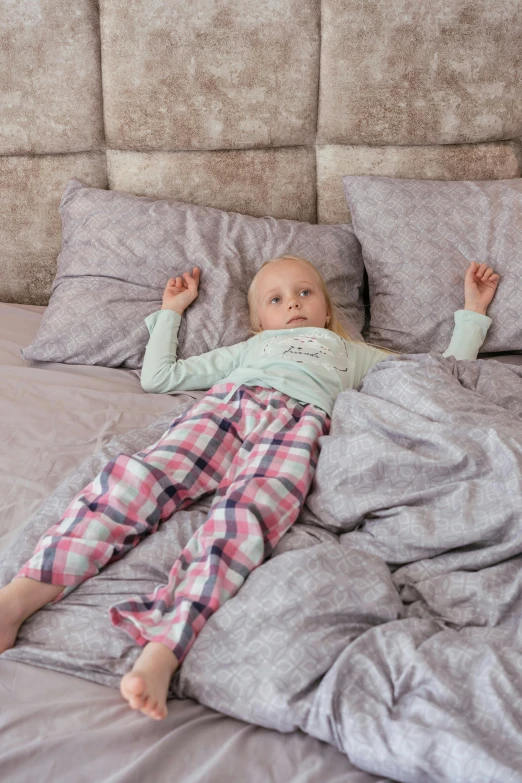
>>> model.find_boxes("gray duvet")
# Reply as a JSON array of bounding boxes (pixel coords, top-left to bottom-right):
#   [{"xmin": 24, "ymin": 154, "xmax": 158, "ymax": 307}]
[{"xmin": 2, "ymin": 351, "xmax": 522, "ymax": 783}]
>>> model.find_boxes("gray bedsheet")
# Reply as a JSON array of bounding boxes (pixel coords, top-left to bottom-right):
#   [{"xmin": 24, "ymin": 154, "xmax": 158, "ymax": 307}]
[
  {"xmin": 3, "ymin": 312, "xmax": 522, "ymax": 782},
  {"xmin": 0, "ymin": 303, "xmax": 384, "ymax": 783}
]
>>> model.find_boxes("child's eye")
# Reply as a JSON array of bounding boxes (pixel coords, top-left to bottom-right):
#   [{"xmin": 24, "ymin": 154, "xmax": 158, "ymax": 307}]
[
  {"xmin": 299, "ymin": 289, "xmax": 311, "ymax": 297},
  {"xmin": 270, "ymin": 296, "xmax": 281, "ymax": 304}
]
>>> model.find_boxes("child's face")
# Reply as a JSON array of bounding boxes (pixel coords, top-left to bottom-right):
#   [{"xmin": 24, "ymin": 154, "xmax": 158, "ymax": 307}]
[{"xmin": 254, "ymin": 258, "xmax": 330, "ymax": 331}]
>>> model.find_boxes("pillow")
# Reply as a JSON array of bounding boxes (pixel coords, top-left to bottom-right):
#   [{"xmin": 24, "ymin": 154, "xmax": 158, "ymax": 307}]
[
  {"xmin": 22, "ymin": 179, "xmax": 366, "ymax": 369},
  {"xmin": 342, "ymin": 175, "xmax": 522, "ymax": 354}
]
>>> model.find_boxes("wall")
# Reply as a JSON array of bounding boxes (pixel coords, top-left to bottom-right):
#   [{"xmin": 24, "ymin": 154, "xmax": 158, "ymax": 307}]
[{"xmin": 1, "ymin": 0, "xmax": 521, "ymax": 304}]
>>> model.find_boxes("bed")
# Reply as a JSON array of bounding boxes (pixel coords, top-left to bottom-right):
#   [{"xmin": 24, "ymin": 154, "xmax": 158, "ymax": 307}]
[
  {"xmin": 2, "ymin": 2, "xmax": 522, "ymax": 782},
  {"xmin": 0, "ymin": 302, "xmax": 371, "ymax": 783}
]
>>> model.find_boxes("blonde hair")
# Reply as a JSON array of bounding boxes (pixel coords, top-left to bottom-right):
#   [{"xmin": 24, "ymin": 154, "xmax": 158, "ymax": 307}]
[
  {"xmin": 247, "ymin": 255, "xmax": 396, "ymax": 353},
  {"xmin": 248, "ymin": 255, "xmax": 354, "ymax": 339}
]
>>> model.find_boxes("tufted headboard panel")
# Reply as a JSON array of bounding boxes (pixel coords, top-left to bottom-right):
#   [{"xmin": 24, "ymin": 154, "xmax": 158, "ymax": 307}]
[{"xmin": 1, "ymin": 0, "xmax": 521, "ymax": 304}]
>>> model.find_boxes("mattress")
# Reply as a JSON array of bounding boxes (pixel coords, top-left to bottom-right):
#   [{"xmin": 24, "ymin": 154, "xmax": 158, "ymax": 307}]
[{"xmin": 0, "ymin": 302, "xmax": 388, "ymax": 783}]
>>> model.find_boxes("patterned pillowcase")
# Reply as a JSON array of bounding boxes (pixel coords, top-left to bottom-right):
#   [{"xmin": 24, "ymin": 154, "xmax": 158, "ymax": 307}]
[
  {"xmin": 342, "ymin": 175, "xmax": 522, "ymax": 354},
  {"xmin": 22, "ymin": 179, "xmax": 366, "ymax": 369}
]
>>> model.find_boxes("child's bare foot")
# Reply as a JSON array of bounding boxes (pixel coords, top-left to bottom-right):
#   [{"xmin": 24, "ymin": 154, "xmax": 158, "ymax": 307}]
[
  {"xmin": 120, "ymin": 642, "xmax": 179, "ymax": 720},
  {"xmin": 0, "ymin": 578, "xmax": 64, "ymax": 653}
]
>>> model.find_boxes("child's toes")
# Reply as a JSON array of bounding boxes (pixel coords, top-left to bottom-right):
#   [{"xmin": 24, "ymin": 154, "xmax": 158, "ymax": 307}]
[
  {"xmin": 141, "ymin": 699, "xmax": 156, "ymax": 719},
  {"xmin": 155, "ymin": 702, "xmax": 168, "ymax": 719},
  {"xmin": 127, "ymin": 690, "xmax": 148, "ymax": 711},
  {"xmin": 139, "ymin": 695, "xmax": 166, "ymax": 720},
  {"xmin": 130, "ymin": 692, "xmax": 148, "ymax": 711},
  {"xmin": 148, "ymin": 702, "xmax": 167, "ymax": 720}
]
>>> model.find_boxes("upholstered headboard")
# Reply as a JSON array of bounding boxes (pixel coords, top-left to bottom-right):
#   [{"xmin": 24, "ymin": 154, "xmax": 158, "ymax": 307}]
[{"xmin": 2, "ymin": 0, "xmax": 521, "ymax": 305}]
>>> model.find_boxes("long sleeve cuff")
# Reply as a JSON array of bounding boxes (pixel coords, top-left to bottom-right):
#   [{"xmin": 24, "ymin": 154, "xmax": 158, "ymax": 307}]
[
  {"xmin": 442, "ymin": 309, "xmax": 492, "ymax": 361},
  {"xmin": 144, "ymin": 308, "xmax": 182, "ymax": 334}
]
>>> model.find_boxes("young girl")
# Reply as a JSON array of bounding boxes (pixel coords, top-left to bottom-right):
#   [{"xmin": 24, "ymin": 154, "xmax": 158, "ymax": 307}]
[{"xmin": 0, "ymin": 255, "xmax": 499, "ymax": 720}]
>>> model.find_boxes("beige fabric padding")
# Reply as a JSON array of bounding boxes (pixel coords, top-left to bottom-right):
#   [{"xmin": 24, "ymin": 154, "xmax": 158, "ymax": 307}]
[
  {"xmin": 317, "ymin": 141, "xmax": 522, "ymax": 225},
  {"xmin": 0, "ymin": 0, "xmax": 104, "ymax": 155},
  {"xmin": 107, "ymin": 148, "xmax": 316, "ymax": 222},
  {"xmin": 1, "ymin": 0, "xmax": 522, "ymax": 303},
  {"xmin": 319, "ymin": 0, "xmax": 522, "ymax": 146},
  {"xmin": 0, "ymin": 155, "xmax": 107, "ymax": 304},
  {"xmin": 100, "ymin": 0, "xmax": 319, "ymax": 150}
]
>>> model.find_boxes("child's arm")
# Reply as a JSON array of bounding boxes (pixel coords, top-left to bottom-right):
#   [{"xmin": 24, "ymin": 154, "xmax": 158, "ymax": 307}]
[
  {"xmin": 442, "ymin": 261, "xmax": 500, "ymax": 360},
  {"xmin": 141, "ymin": 269, "xmax": 244, "ymax": 393},
  {"xmin": 351, "ymin": 261, "xmax": 500, "ymax": 384},
  {"xmin": 350, "ymin": 343, "xmax": 391, "ymax": 388}
]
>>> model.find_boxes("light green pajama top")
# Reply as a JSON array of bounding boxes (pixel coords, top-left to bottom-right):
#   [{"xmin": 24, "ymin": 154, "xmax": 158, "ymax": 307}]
[{"xmin": 140, "ymin": 309, "xmax": 492, "ymax": 417}]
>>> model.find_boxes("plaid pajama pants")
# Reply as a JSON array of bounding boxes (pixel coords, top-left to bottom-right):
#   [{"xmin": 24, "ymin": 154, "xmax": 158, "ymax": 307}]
[{"xmin": 17, "ymin": 383, "xmax": 330, "ymax": 664}]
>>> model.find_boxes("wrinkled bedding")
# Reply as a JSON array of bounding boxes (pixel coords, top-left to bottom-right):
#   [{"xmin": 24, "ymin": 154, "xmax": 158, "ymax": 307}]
[
  {"xmin": 0, "ymin": 303, "xmax": 374, "ymax": 783},
  {"xmin": 3, "ymin": 313, "xmax": 522, "ymax": 782}
]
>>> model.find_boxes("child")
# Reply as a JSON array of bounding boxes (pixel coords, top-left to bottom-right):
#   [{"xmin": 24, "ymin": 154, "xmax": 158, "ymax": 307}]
[{"xmin": 0, "ymin": 256, "xmax": 499, "ymax": 720}]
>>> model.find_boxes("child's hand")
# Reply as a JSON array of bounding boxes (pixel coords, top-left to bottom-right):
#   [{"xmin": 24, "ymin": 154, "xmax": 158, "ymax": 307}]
[
  {"xmin": 162, "ymin": 267, "xmax": 200, "ymax": 314},
  {"xmin": 464, "ymin": 261, "xmax": 500, "ymax": 316}
]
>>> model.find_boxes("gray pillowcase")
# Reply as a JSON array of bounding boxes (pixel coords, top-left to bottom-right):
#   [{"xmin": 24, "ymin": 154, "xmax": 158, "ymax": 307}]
[
  {"xmin": 342, "ymin": 175, "xmax": 522, "ymax": 354},
  {"xmin": 22, "ymin": 179, "xmax": 366, "ymax": 369}
]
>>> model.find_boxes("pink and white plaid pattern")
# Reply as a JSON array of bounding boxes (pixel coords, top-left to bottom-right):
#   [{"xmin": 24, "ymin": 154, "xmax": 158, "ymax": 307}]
[{"xmin": 17, "ymin": 383, "xmax": 329, "ymax": 663}]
